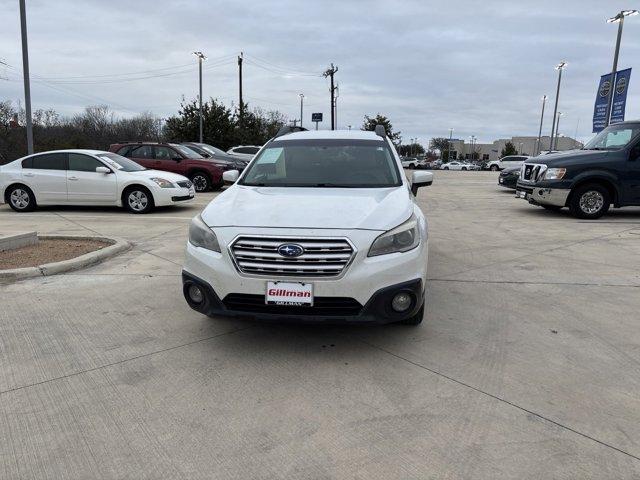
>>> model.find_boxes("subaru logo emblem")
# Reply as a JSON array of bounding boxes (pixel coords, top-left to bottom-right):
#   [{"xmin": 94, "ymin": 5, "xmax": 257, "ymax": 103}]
[{"xmin": 277, "ymin": 244, "xmax": 304, "ymax": 257}]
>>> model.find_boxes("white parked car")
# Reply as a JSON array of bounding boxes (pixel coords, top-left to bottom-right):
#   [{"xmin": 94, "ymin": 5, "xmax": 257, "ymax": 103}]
[
  {"xmin": 441, "ymin": 161, "xmax": 478, "ymax": 171},
  {"xmin": 226, "ymin": 145, "xmax": 261, "ymax": 161},
  {"xmin": 486, "ymin": 155, "xmax": 529, "ymax": 171},
  {"xmin": 0, "ymin": 149, "xmax": 195, "ymax": 214},
  {"xmin": 182, "ymin": 126, "xmax": 433, "ymax": 325},
  {"xmin": 401, "ymin": 157, "xmax": 419, "ymax": 169}
]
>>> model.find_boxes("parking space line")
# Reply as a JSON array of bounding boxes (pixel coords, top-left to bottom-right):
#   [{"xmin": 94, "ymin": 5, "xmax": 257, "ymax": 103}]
[
  {"xmin": 427, "ymin": 278, "xmax": 640, "ymax": 288},
  {"xmin": 357, "ymin": 338, "xmax": 640, "ymax": 463},
  {"xmin": 0, "ymin": 326, "xmax": 252, "ymax": 398}
]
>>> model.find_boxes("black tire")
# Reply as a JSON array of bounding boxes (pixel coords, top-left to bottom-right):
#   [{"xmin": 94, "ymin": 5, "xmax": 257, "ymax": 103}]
[
  {"xmin": 410, "ymin": 163, "xmax": 416, "ymax": 169},
  {"xmin": 443, "ymin": 167, "xmax": 449, "ymax": 170},
  {"xmin": 542, "ymin": 205, "xmax": 563, "ymax": 212},
  {"xmin": 568, "ymin": 183, "xmax": 610, "ymax": 219},
  {"xmin": 490, "ymin": 165, "xmax": 499, "ymax": 171},
  {"xmin": 190, "ymin": 171, "xmax": 211, "ymax": 192},
  {"xmin": 123, "ymin": 186, "xmax": 154, "ymax": 214},
  {"xmin": 462, "ymin": 167, "xmax": 467, "ymax": 171},
  {"xmin": 6, "ymin": 184, "xmax": 37, "ymax": 212},
  {"xmin": 400, "ymin": 304, "xmax": 425, "ymax": 325}
]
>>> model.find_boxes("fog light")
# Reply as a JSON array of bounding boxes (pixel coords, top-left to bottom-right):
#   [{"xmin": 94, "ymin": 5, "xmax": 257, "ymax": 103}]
[
  {"xmin": 391, "ymin": 292, "xmax": 413, "ymax": 312},
  {"xmin": 188, "ymin": 284, "xmax": 204, "ymax": 304}
]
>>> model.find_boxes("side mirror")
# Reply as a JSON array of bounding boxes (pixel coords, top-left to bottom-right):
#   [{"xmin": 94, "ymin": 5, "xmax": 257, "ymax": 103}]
[
  {"xmin": 410, "ymin": 171, "xmax": 433, "ymax": 195},
  {"xmin": 223, "ymin": 170, "xmax": 239, "ymax": 184},
  {"xmin": 96, "ymin": 166, "xmax": 111, "ymax": 174},
  {"xmin": 172, "ymin": 156, "xmax": 182, "ymax": 162}
]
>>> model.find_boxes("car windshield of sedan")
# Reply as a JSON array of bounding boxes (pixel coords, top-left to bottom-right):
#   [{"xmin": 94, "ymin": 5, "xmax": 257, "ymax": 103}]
[
  {"xmin": 239, "ymin": 139, "xmax": 402, "ymax": 188},
  {"xmin": 97, "ymin": 153, "xmax": 146, "ymax": 172},
  {"xmin": 583, "ymin": 124, "xmax": 640, "ymax": 151},
  {"xmin": 173, "ymin": 145, "xmax": 202, "ymax": 158}
]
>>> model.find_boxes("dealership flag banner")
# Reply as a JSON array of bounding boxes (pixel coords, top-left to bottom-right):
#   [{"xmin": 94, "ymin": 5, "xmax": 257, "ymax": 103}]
[{"xmin": 593, "ymin": 68, "xmax": 632, "ymax": 133}]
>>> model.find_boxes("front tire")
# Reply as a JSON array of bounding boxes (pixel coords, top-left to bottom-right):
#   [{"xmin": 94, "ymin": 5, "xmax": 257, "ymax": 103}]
[
  {"xmin": 7, "ymin": 185, "xmax": 37, "ymax": 212},
  {"xmin": 190, "ymin": 171, "xmax": 211, "ymax": 192},
  {"xmin": 443, "ymin": 167, "xmax": 449, "ymax": 170},
  {"xmin": 123, "ymin": 186, "xmax": 154, "ymax": 214},
  {"xmin": 462, "ymin": 167, "xmax": 467, "ymax": 171},
  {"xmin": 568, "ymin": 184, "xmax": 610, "ymax": 219},
  {"xmin": 490, "ymin": 165, "xmax": 499, "ymax": 171}
]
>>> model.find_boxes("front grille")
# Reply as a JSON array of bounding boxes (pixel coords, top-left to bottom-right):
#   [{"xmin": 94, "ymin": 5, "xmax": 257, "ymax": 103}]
[
  {"xmin": 223, "ymin": 294, "xmax": 362, "ymax": 316},
  {"xmin": 229, "ymin": 236, "xmax": 355, "ymax": 277},
  {"xmin": 521, "ymin": 163, "xmax": 547, "ymax": 182},
  {"xmin": 177, "ymin": 180, "xmax": 193, "ymax": 188}
]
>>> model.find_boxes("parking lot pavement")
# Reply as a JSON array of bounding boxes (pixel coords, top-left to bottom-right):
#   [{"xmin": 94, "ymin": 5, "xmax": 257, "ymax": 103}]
[{"xmin": 1, "ymin": 171, "xmax": 640, "ymax": 479}]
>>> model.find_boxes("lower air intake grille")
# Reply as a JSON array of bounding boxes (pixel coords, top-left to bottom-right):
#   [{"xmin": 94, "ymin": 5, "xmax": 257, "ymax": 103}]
[{"xmin": 223, "ymin": 294, "xmax": 362, "ymax": 316}]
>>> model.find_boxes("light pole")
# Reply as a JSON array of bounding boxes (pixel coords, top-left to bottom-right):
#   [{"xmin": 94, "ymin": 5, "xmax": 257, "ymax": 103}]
[
  {"xmin": 536, "ymin": 95, "xmax": 547, "ymax": 155},
  {"xmin": 447, "ymin": 128, "xmax": 453, "ymax": 161},
  {"xmin": 19, "ymin": 0, "xmax": 33, "ymax": 154},
  {"xmin": 299, "ymin": 93, "xmax": 304, "ymax": 128},
  {"xmin": 604, "ymin": 10, "xmax": 638, "ymax": 127},
  {"xmin": 549, "ymin": 62, "xmax": 566, "ymax": 151},
  {"xmin": 193, "ymin": 51, "xmax": 206, "ymax": 142},
  {"xmin": 555, "ymin": 112, "xmax": 563, "ymax": 150}
]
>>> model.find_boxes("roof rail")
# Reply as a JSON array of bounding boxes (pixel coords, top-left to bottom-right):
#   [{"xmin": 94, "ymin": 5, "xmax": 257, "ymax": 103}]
[
  {"xmin": 274, "ymin": 125, "xmax": 308, "ymax": 138},
  {"xmin": 374, "ymin": 125, "xmax": 386, "ymax": 138}
]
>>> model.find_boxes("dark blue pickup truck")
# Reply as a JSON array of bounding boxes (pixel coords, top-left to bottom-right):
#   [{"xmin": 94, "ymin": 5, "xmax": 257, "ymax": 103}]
[{"xmin": 516, "ymin": 121, "xmax": 640, "ymax": 219}]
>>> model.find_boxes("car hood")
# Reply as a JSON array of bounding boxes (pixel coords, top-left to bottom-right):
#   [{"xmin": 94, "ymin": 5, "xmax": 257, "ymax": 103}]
[
  {"xmin": 525, "ymin": 149, "xmax": 609, "ymax": 168},
  {"xmin": 125, "ymin": 169, "xmax": 189, "ymax": 183},
  {"xmin": 201, "ymin": 185, "xmax": 413, "ymax": 231}
]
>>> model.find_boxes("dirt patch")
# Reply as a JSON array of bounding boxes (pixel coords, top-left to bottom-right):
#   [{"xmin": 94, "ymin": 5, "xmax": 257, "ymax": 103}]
[{"xmin": 0, "ymin": 238, "xmax": 112, "ymax": 270}]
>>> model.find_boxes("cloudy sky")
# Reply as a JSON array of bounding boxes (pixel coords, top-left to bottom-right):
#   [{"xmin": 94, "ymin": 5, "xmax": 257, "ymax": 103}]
[{"xmin": 1, "ymin": 0, "xmax": 639, "ymax": 146}]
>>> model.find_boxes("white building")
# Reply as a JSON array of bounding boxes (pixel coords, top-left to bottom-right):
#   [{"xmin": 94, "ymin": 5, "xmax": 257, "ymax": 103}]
[{"xmin": 445, "ymin": 135, "xmax": 583, "ymax": 161}]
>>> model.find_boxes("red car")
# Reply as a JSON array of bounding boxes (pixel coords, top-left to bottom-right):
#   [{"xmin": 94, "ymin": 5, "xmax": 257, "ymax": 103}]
[{"xmin": 109, "ymin": 142, "xmax": 225, "ymax": 192}]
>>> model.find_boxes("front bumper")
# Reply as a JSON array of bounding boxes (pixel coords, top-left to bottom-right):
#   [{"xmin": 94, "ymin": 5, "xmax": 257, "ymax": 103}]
[
  {"xmin": 183, "ymin": 271, "xmax": 424, "ymax": 324},
  {"xmin": 153, "ymin": 186, "xmax": 195, "ymax": 206},
  {"xmin": 182, "ymin": 225, "xmax": 428, "ymax": 324},
  {"xmin": 516, "ymin": 182, "xmax": 570, "ymax": 207}
]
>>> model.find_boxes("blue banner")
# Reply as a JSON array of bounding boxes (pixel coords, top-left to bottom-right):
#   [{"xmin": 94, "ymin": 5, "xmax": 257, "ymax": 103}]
[
  {"xmin": 610, "ymin": 68, "xmax": 631, "ymax": 126},
  {"xmin": 593, "ymin": 68, "xmax": 632, "ymax": 132}
]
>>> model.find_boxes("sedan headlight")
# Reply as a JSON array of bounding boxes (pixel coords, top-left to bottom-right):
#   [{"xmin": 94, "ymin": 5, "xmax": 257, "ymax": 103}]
[
  {"xmin": 189, "ymin": 215, "xmax": 221, "ymax": 252},
  {"xmin": 368, "ymin": 214, "xmax": 420, "ymax": 257},
  {"xmin": 542, "ymin": 168, "xmax": 566, "ymax": 180},
  {"xmin": 151, "ymin": 177, "xmax": 175, "ymax": 188}
]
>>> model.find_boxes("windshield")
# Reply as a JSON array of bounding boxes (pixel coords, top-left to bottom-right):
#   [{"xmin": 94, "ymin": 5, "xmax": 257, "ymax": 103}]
[
  {"xmin": 97, "ymin": 152, "xmax": 146, "ymax": 172},
  {"xmin": 173, "ymin": 145, "xmax": 201, "ymax": 158},
  {"xmin": 200, "ymin": 144, "xmax": 228, "ymax": 156},
  {"xmin": 239, "ymin": 139, "xmax": 402, "ymax": 188},
  {"xmin": 584, "ymin": 124, "xmax": 640, "ymax": 151}
]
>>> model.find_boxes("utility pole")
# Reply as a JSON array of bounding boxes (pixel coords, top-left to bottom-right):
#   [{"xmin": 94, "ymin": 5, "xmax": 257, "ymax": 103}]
[
  {"xmin": 323, "ymin": 64, "xmax": 338, "ymax": 130},
  {"xmin": 299, "ymin": 93, "xmax": 304, "ymax": 128},
  {"xmin": 604, "ymin": 10, "xmax": 638, "ymax": 127},
  {"xmin": 555, "ymin": 113, "xmax": 563, "ymax": 151},
  {"xmin": 193, "ymin": 51, "xmax": 206, "ymax": 143},
  {"xmin": 536, "ymin": 95, "xmax": 547, "ymax": 155},
  {"xmin": 19, "ymin": 0, "xmax": 33, "ymax": 154},
  {"xmin": 550, "ymin": 62, "xmax": 566, "ymax": 151},
  {"xmin": 238, "ymin": 52, "xmax": 244, "ymax": 120}
]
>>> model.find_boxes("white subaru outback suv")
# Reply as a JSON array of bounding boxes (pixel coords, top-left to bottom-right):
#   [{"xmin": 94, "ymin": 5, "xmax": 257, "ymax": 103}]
[{"xmin": 182, "ymin": 126, "xmax": 433, "ymax": 325}]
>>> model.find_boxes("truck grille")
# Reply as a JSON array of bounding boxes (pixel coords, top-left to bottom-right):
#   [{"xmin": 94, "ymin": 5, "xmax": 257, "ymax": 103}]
[
  {"xmin": 229, "ymin": 236, "xmax": 355, "ymax": 277},
  {"xmin": 521, "ymin": 163, "xmax": 547, "ymax": 182}
]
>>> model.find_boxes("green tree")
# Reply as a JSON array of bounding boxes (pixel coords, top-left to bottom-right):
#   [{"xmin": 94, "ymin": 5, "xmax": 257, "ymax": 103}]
[
  {"xmin": 397, "ymin": 143, "xmax": 425, "ymax": 156},
  {"xmin": 430, "ymin": 137, "xmax": 453, "ymax": 161},
  {"xmin": 501, "ymin": 141, "xmax": 518, "ymax": 157},
  {"xmin": 361, "ymin": 114, "xmax": 402, "ymax": 145}
]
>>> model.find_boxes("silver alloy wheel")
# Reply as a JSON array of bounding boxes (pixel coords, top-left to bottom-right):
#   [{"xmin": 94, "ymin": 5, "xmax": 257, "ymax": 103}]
[
  {"xmin": 579, "ymin": 190, "xmax": 604, "ymax": 215},
  {"xmin": 10, "ymin": 188, "xmax": 30, "ymax": 209},
  {"xmin": 192, "ymin": 175, "xmax": 208, "ymax": 192},
  {"xmin": 128, "ymin": 190, "xmax": 148, "ymax": 212}
]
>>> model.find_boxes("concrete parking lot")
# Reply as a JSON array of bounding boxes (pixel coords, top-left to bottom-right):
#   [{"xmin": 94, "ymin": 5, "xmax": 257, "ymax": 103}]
[{"xmin": 1, "ymin": 170, "xmax": 639, "ymax": 479}]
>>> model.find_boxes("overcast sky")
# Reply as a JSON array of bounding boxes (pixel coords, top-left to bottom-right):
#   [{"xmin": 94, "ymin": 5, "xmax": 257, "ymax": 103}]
[{"xmin": 1, "ymin": 0, "xmax": 639, "ymax": 146}]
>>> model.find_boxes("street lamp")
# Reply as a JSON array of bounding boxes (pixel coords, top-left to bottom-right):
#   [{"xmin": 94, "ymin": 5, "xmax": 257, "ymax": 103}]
[
  {"xmin": 536, "ymin": 95, "xmax": 547, "ymax": 155},
  {"xmin": 604, "ymin": 10, "xmax": 638, "ymax": 127},
  {"xmin": 549, "ymin": 62, "xmax": 566, "ymax": 151},
  {"xmin": 299, "ymin": 93, "xmax": 304, "ymax": 128},
  {"xmin": 192, "ymin": 51, "xmax": 206, "ymax": 143},
  {"xmin": 447, "ymin": 128, "xmax": 453, "ymax": 161}
]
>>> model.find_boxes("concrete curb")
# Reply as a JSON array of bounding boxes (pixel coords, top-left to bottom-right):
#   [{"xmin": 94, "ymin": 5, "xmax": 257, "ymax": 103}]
[{"xmin": 0, "ymin": 235, "xmax": 132, "ymax": 283}]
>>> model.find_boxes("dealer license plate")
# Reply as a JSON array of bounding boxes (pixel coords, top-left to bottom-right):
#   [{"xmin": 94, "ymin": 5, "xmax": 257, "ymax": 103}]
[{"xmin": 266, "ymin": 281, "xmax": 313, "ymax": 306}]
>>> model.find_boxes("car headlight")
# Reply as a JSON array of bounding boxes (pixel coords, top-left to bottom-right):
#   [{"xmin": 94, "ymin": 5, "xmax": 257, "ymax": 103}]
[
  {"xmin": 151, "ymin": 177, "xmax": 175, "ymax": 188},
  {"xmin": 368, "ymin": 214, "xmax": 420, "ymax": 257},
  {"xmin": 542, "ymin": 168, "xmax": 566, "ymax": 180},
  {"xmin": 188, "ymin": 215, "xmax": 221, "ymax": 252}
]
